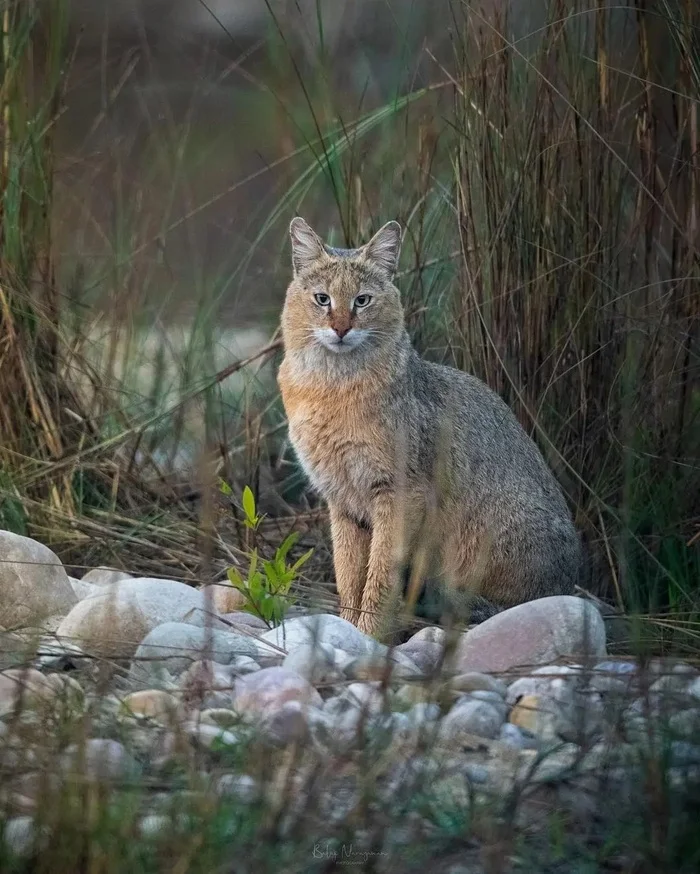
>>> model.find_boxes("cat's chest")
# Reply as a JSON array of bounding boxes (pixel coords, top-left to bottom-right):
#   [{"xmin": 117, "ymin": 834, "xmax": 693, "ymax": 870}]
[{"xmin": 280, "ymin": 377, "xmax": 389, "ymax": 502}]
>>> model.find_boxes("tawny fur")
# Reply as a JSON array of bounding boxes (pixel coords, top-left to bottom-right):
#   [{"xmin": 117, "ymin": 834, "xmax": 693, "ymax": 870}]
[{"xmin": 278, "ymin": 217, "xmax": 581, "ymax": 637}]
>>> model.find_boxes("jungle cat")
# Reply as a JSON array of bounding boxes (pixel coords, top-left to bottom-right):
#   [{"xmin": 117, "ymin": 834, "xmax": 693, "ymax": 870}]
[{"xmin": 278, "ymin": 217, "xmax": 581, "ymax": 637}]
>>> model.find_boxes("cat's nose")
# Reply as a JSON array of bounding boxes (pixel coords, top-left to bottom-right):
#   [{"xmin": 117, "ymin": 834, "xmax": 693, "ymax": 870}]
[{"xmin": 333, "ymin": 325, "xmax": 351, "ymax": 339}]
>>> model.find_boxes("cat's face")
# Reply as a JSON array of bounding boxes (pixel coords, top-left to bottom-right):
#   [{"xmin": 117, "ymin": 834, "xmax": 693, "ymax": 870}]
[{"xmin": 282, "ymin": 218, "xmax": 403, "ymax": 357}]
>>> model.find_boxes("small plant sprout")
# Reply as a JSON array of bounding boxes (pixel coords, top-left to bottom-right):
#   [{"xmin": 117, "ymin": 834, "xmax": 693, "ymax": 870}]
[{"xmin": 221, "ymin": 484, "xmax": 313, "ymax": 626}]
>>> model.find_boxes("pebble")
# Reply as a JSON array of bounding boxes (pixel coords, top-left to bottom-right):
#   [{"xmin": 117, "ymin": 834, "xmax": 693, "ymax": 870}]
[
  {"xmin": 262, "ymin": 701, "xmax": 310, "ymax": 745},
  {"xmin": 233, "ymin": 666, "xmax": 323, "ymax": 716},
  {"xmin": 509, "ymin": 694, "xmax": 559, "ymax": 741},
  {"xmin": 121, "ymin": 690, "xmax": 181, "ymax": 723},
  {"xmin": 282, "ymin": 642, "xmax": 340, "ymax": 685},
  {"xmin": 183, "ymin": 722, "xmax": 240, "ymax": 750},
  {"xmin": 3, "ymin": 816, "xmax": 37, "ymax": 856},
  {"xmin": 440, "ymin": 699, "xmax": 504, "ymax": 741},
  {"xmin": 216, "ymin": 774, "xmax": 259, "ymax": 802},
  {"xmin": 449, "ymin": 671, "xmax": 508, "ymax": 698},
  {"xmin": 61, "ymin": 739, "xmax": 141, "ymax": 782},
  {"xmin": 499, "ymin": 722, "xmax": 539, "ymax": 750}
]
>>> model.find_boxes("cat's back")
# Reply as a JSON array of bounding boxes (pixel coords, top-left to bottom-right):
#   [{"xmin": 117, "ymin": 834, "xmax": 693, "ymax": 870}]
[{"xmin": 408, "ymin": 354, "xmax": 568, "ymax": 501}]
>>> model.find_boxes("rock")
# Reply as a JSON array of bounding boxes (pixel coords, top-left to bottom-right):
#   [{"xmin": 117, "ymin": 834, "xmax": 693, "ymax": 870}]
[
  {"xmin": 259, "ymin": 614, "xmax": 385, "ymax": 658},
  {"xmin": 510, "ymin": 685, "xmax": 603, "ymax": 745},
  {"xmin": 131, "ymin": 622, "xmax": 275, "ymax": 678},
  {"xmin": 389, "ymin": 650, "xmax": 424, "ymax": 679},
  {"xmin": 216, "ymin": 774, "xmax": 259, "ymax": 802},
  {"xmin": 688, "ymin": 676, "xmax": 700, "ymax": 702},
  {"xmin": 344, "ymin": 682, "xmax": 387, "ymax": 715},
  {"xmin": 200, "ymin": 583, "xmax": 248, "ymax": 614},
  {"xmin": 323, "ymin": 694, "xmax": 361, "ymax": 719},
  {"xmin": 220, "ymin": 612, "xmax": 268, "ymax": 630},
  {"xmin": 405, "ymin": 626, "xmax": 446, "ymax": 646},
  {"xmin": 316, "ymin": 686, "xmax": 388, "ymax": 748},
  {"xmin": 649, "ymin": 673, "xmax": 695, "ymax": 696},
  {"xmin": 282, "ymin": 642, "xmax": 340, "ymax": 685},
  {"xmin": 406, "ymin": 702, "xmax": 441, "ymax": 726},
  {"xmin": 0, "ymin": 668, "xmax": 59, "ymax": 717},
  {"xmin": 450, "ymin": 672, "xmax": 508, "ymax": 698},
  {"xmin": 120, "ymin": 690, "xmax": 181, "ymax": 723},
  {"xmin": 149, "ymin": 732, "xmax": 187, "ymax": 770},
  {"xmin": 70, "ymin": 579, "xmax": 101, "ymax": 601},
  {"xmin": 331, "ymin": 647, "xmax": 355, "ymax": 674},
  {"xmin": 499, "ymin": 722, "xmax": 539, "ymax": 750},
  {"xmin": 459, "ymin": 690, "xmax": 508, "ymax": 721},
  {"xmin": 3, "ymin": 816, "xmax": 37, "ymax": 856},
  {"xmin": 454, "ymin": 596, "xmax": 606, "ymax": 674},
  {"xmin": 389, "ymin": 711, "xmax": 415, "ymax": 742},
  {"xmin": 262, "ymin": 701, "xmax": 310, "ymax": 745},
  {"xmin": 590, "ymin": 660, "xmax": 638, "ymax": 694},
  {"xmin": 233, "ymin": 666, "xmax": 322, "ymax": 716},
  {"xmin": 393, "ymin": 640, "xmax": 444, "ymax": 675},
  {"xmin": 199, "ymin": 708, "xmax": 238, "ymax": 728},
  {"xmin": 463, "ymin": 763, "xmax": 490, "ymax": 784},
  {"xmin": 61, "ymin": 739, "xmax": 140, "ymax": 781},
  {"xmin": 345, "ymin": 651, "xmax": 422, "ymax": 682},
  {"xmin": 440, "ymin": 699, "xmax": 504, "ymax": 741},
  {"xmin": 508, "ymin": 667, "xmax": 604, "ymax": 743},
  {"xmin": 139, "ymin": 815, "xmax": 172, "ymax": 838},
  {"xmin": 669, "ymin": 709, "xmax": 700, "ymax": 740},
  {"xmin": 81, "ymin": 567, "xmax": 133, "ymax": 586},
  {"xmin": 506, "ymin": 665, "xmax": 585, "ymax": 707},
  {"xmin": 670, "ymin": 741, "xmax": 700, "ymax": 766},
  {"xmin": 394, "ymin": 683, "xmax": 431, "ymax": 708},
  {"xmin": 0, "ymin": 531, "xmax": 77, "ymax": 628},
  {"xmin": 230, "ymin": 655, "xmax": 261, "ymax": 675},
  {"xmin": 33, "ymin": 637, "xmax": 88, "ymax": 672},
  {"xmin": 178, "ymin": 660, "xmax": 237, "ymax": 702},
  {"xmin": 509, "ymin": 694, "xmax": 558, "ymax": 741},
  {"xmin": 183, "ymin": 722, "xmax": 239, "ymax": 750},
  {"xmin": 557, "ymin": 694, "xmax": 604, "ymax": 744},
  {"xmin": 56, "ymin": 578, "xmax": 227, "ymax": 659}
]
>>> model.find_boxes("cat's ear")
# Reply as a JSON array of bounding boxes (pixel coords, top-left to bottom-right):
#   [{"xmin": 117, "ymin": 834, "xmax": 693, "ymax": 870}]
[
  {"xmin": 289, "ymin": 217, "xmax": 326, "ymax": 275},
  {"xmin": 362, "ymin": 221, "xmax": 402, "ymax": 280}
]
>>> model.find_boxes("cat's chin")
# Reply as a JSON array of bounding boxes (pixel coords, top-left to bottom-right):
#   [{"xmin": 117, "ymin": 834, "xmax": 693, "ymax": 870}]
[{"xmin": 322, "ymin": 340, "xmax": 356, "ymax": 354}]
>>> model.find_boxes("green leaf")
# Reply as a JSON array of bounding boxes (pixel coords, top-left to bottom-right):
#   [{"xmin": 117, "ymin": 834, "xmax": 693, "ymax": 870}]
[
  {"xmin": 263, "ymin": 560, "xmax": 279, "ymax": 585},
  {"xmin": 249, "ymin": 549, "xmax": 258, "ymax": 580},
  {"xmin": 291, "ymin": 548, "xmax": 314, "ymax": 574},
  {"xmin": 260, "ymin": 597, "xmax": 274, "ymax": 622},
  {"xmin": 218, "ymin": 478, "xmax": 233, "ymax": 497},
  {"xmin": 242, "ymin": 486, "xmax": 257, "ymax": 526},
  {"xmin": 226, "ymin": 567, "xmax": 244, "ymax": 588},
  {"xmin": 276, "ymin": 532, "xmax": 299, "ymax": 563},
  {"xmin": 249, "ymin": 573, "xmax": 264, "ymax": 603}
]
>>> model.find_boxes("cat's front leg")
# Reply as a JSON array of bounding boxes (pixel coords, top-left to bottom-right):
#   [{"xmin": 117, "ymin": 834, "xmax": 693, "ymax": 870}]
[
  {"xmin": 329, "ymin": 503, "xmax": 371, "ymax": 624},
  {"xmin": 357, "ymin": 492, "xmax": 401, "ymax": 637}
]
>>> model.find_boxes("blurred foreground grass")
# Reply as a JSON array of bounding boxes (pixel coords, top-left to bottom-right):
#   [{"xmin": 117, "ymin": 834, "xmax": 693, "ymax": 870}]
[{"xmin": 0, "ymin": 1, "xmax": 699, "ymax": 866}]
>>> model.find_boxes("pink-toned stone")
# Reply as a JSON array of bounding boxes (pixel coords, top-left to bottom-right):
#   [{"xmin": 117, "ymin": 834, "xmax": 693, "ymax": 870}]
[
  {"xmin": 233, "ymin": 666, "xmax": 322, "ymax": 716},
  {"xmin": 454, "ymin": 596, "xmax": 606, "ymax": 674},
  {"xmin": 395, "ymin": 640, "xmax": 444, "ymax": 674}
]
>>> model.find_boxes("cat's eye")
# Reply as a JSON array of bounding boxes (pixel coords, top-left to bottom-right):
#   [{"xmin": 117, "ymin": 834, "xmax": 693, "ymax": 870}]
[
  {"xmin": 314, "ymin": 292, "xmax": 331, "ymax": 307},
  {"xmin": 354, "ymin": 294, "xmax": 372, "ymax": 308}
]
